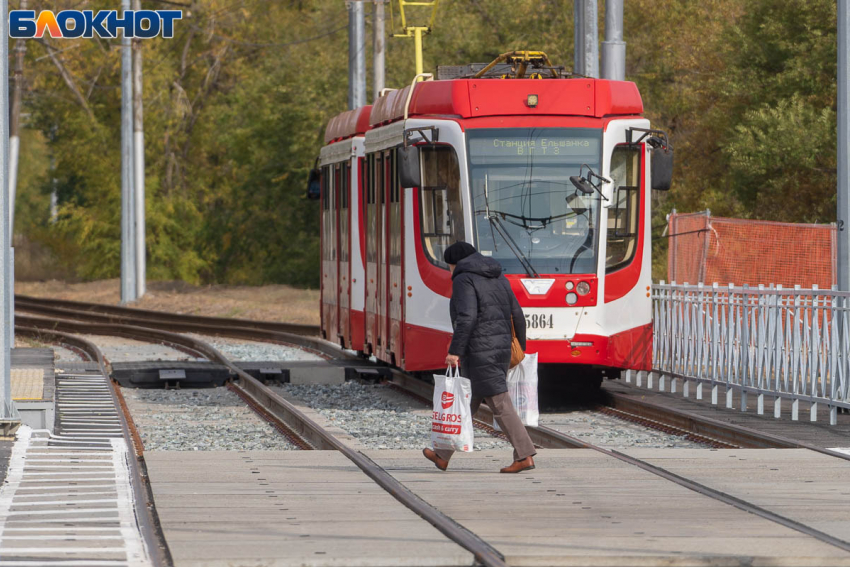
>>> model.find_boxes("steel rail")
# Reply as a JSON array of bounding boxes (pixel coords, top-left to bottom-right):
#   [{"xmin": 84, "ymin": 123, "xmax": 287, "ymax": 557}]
[
  {"xmin": 389, "ymin": 370, "xmax": 850, "ymax": 553},
  {"xmin": 17, "ymin": 314, "xmax": 508, "ymax": 567},
  {"xmin": 15, "ymin": 294, "xmax": 321, "ymax": 336},
  {"xmin": 531, "ymin": 423, "xmax": 850, "ymax": 554},
  {"xmin": 15, "ymin": 325, "xmax": 172, "ymax": 567},
  {"xmin": 18, "ymin": 297, "xmax": 850, "ymax": 458},
  {"xmin": 15, "ymin": 298, "xmax": 342, "ymax": 360},
  {"xmin": 19, "ymin": 304, "xmax": 850, "ymax": 556},
  {"xmin": 602, "ymin": 388, "xmax": 850, "ymax": 461}
]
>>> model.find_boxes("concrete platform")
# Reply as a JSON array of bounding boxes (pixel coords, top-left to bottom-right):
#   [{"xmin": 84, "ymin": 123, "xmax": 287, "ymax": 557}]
[
  {"xmin": 370, "ymin": 449, "xmax": 850, "ymax": 566},
  {"xmin": 144, "ymin": 450, "xmax": 473, "ymax": 567},
  {"xmin": 10, "ymin": 348, "xmax": 54, "ymax": 430},
  {"xmin": 145, "ymin": 448, "xmax": 850, "ymax": 566},
  {"xmin": 605, "ymin": 379, "xmax": 850, "ymax": 449}
]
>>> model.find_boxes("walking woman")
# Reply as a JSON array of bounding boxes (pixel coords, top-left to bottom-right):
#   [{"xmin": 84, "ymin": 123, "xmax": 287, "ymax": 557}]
[{"xmin": 423, "ymin": 241, "xmax": 537, "ymax": 473}]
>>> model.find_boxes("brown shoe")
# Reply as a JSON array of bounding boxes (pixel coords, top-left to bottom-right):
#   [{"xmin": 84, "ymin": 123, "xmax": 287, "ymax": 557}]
[
  {"xmin": 423, "ymin": 448, "xmax": 449, "ymax": 471},
  {"xmin": 500, "ymin": 456, "xmax": 535, "ymax": 474}
]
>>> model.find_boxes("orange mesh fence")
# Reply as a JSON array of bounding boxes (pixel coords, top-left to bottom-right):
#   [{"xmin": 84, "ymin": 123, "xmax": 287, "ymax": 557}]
[{"xmin": 667, "ymin": 211, "xmax": 836, "ymax": 289}]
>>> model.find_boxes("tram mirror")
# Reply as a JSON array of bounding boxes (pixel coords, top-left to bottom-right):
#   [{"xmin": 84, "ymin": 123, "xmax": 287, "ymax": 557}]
[
  {"xmin": 651, "ymin": 146, "xmax": 674, "ymax": 191},
  {"xmin": 306, "ymin": 167, "xmax": 321, "ymax": 200},
  {"xmin": 569, "ymin": 175, "xmax": 595, "ymax": 195},
  {"xmin": 399, "ymin": 146, "xmax": 421, "ymax": 188}
]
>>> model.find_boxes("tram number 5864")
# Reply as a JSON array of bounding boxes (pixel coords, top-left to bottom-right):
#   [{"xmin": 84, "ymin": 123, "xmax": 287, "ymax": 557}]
[{"xmin": 525, "ymin": 313, "xmax": 554, "ymax": 330}]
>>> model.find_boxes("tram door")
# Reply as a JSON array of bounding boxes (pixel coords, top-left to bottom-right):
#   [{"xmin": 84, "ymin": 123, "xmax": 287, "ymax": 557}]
[
  {"xmin": 320, "ymin": 164, "xmax": 339, "ymax": 341},
  {"xmin": 376, "ymin": 151, "xmax": 390, "ymax": 361},
  {"xmin": 386, "ymin": 150, "xmax": 403, "ymax": 364},
  {"xmin": 337, "ymin": 161, "xmax": 351, "ymax": 348},
  {"xmin": 364, "ymin": 154, "xmax": 382, "ymax": 354}
]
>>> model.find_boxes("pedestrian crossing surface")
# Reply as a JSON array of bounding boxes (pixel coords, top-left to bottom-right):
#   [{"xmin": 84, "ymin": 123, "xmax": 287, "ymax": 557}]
[{"xmin": 0, "ymin": 370, "xmax": 151, "ymax": 566}]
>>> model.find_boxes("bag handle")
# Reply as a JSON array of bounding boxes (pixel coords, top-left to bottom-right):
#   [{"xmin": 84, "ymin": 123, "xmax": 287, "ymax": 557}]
[
  {"xmin": 511, "ymin": 316, "xmax": 517, "ymax": 340},
  {"xmin": 445, "ymin": 364, "xmax": 460, "ymax": 378}
]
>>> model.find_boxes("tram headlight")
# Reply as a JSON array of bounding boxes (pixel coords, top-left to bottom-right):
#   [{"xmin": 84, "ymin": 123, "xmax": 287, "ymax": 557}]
[
  {"xmin": 566, "ymin": 292, "xmax": 578, "ymax": 305},
  {"xmin": 576, "ymin": 281, "xmax": 591, "ymax": 296},
  {"xmin": 565, "ymin": 281, "xmax": 575, "ymax": 291}
]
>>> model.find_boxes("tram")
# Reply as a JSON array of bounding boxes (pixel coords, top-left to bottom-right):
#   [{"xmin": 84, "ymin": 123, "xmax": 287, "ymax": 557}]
[{"xmin": 314, "ymin": 52, "xmax": 672, "ymax": 384}]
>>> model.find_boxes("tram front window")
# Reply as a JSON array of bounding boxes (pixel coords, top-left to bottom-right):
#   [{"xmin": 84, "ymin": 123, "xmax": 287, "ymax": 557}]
[{"xmin": 467, "ymin": 128, "xmax": 603, "ymax": 275}]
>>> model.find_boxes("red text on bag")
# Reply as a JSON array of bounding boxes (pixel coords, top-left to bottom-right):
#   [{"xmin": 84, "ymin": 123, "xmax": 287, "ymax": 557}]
[{"xmin": 432, "ymin": 423, "xmax": 462, "ymax": 434}]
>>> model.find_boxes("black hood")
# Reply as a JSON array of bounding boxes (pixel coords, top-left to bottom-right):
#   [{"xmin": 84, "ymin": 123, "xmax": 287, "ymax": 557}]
[{"xmin": 452, "ymin": 252, "xmax": 502, "ymax": 280}]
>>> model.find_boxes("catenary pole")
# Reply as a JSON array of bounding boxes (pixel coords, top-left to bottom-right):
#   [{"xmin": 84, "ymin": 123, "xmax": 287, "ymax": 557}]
[
  {"xmin": 1, "ymin": 0, "xmax": 13, "ymax": 420},
  {"xmin": 373, "ymin": 0, "xmax": 386, "ymax": 101},
  {"xmin": 574, "ymin": 0, "xmax": 599, "ymax": 77},
  {"xmin": 7, "ymin": 0, "xmax": 26, "ymax": 353},
  {"xmin": 9, "ymin": 0, "xmax": 26, "ymax": 239},
  {"xmin": 582, "ymin": 0, "xmax": 599, "ymax": 78},
  {"xmin": 121, "ymin": 0, "xmax": 136, "ymax": 303},
  {"xmin": 839, "ymin": 0, "xmax": 850, "ymax": 292},
  {"xmin": 574, "ymin": 0, "xmax": 585, "ymax": 75},
  {"xmin": 601, "ymin": 0, "xmax": 625, "ymax": 80},
  {"xmin": 132, "ymin": 0, "xmax": 146, "ymax": 298},
  {"xmin": 349, "ymin": 1, "xmax": 367, "ymax": 109}
]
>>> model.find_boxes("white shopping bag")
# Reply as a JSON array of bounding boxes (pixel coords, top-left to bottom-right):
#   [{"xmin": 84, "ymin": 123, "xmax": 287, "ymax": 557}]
[
  {"xmin": 495, "ymin": 352, "xmax": 539, "ymax": 429},
  {"xmin": 431, "ymin": 366, "xmax": 474, "ymax": 453}
]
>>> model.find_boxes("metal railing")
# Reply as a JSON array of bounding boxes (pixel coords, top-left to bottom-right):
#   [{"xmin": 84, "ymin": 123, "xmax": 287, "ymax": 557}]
[{"xmin": 631, "ymin": 282, "xmax": 850, "ymax": 425}]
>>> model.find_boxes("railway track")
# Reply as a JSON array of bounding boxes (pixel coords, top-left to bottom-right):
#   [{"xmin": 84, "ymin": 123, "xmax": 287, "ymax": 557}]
[
  {"xmin": 16, "ymin": 313, "xmax": 509, "ymax": 566},
  {"xmin": 10, "ymin": 327, "xmax": 167, "ymax": 567},
  {"xmin": 14, "ymin": 296, "xmax": 850, "ymax": 564},
  {"xmin": 16, "ymin": 294, "xmax": 850, "ymax": 458}
]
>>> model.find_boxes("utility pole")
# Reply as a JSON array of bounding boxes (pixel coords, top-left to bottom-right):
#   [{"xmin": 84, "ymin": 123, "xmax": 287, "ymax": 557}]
[
  {"xmin": 121, "ymin": 0, "xmax": 136, "ymax": 304},
  {"xmin": 573, "ymin": 0, "xmax": 599, "ymax": 78},
  {"xmin": 600, "ymin": 0, "xmax": 625, "ymax": 80},
  {"xmin": 839, "ymin": 0, "xmax": 850, "ymax": 292},
  {"xmin": 132, "ymin": 0, "xmax": 146, "ymax": 298},
  {"xmin": 373, "ymin": 0, "xmax": 386, "ymax": 100},
  {"xmin": 348, "ymin": 1, "xmax": 367, "ymax": 109},
  {"xmin": 9, "ymin": 0, "xmax": 26, "ymax": 238},
  {"xmin": 1, "ymin": 0, "xmax": 14, "ymax": 421},
  {"xmin": 7, "ymin": 0, "xmax": 26, "ymax": 351}
]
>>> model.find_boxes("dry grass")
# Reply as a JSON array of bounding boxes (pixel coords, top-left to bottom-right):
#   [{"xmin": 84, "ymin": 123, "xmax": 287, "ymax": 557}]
[{"xmin": 16, "ymin": 279, "xmax": 320, "ymax": 326}]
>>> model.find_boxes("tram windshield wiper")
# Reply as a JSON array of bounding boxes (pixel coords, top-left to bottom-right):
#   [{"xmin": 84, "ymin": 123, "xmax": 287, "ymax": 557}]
[
  {"xmin": 477, "ymin": 209, "xmax": 578, "ymax": 231},
  {"xmin": 486, "ymin": 214, "xmax": 540, "ymax": 278}
]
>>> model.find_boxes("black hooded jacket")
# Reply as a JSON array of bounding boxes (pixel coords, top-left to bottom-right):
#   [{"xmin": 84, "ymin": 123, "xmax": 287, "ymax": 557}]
[{"xmin": 448, "ymin": 253, "xmax": 527, "ymax": 398}]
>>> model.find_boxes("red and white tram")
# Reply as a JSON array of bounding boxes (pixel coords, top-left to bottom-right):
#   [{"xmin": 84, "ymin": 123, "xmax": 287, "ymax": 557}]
[{"xmin": 317, "ymin": 55, "xmax": 672, "ymax": 384}]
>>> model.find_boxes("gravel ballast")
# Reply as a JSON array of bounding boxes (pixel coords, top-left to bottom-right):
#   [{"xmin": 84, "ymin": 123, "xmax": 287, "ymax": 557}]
[
  {"xmin": 80, "ymin": 335, "xmax": 200, "ymax": 363},
  {"xmin": 186, "ymin": 334, "xmax": 324, "ymax": 362},
  {"xmin": 541, "ymin": 411, "xmax": 707, "ymax": 449},
  {"xmin": 122, "ymin": 387, "xmax": 297, "ymax": 451},
  {"xmin": 277, "ymin": 381, "xmax": 512, "ymax": 451}
]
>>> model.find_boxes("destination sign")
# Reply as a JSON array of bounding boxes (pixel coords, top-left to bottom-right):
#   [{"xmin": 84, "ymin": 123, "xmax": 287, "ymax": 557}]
[{"xmin": 468, "ymin": 131, "xmax": 600, "ymax": 164}]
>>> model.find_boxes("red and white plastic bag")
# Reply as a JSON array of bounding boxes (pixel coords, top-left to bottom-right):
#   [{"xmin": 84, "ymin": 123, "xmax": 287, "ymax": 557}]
[{"xmin": 431, "ymin": 366, "xmax": 474, "ymax": 452}]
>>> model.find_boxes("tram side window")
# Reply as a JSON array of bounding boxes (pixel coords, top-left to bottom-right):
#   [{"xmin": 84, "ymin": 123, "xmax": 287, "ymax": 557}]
[
  {"xmin": 419, "ymin": 146, "xmax": 464, "ymax": 268},
  {"xmin": 606, "ymin": 146, "xmax": 641, "ymax": 273},
  {"xmin": 340, "ymin": 162, "xmax": 350, "ymax": 264},
  {"xmin": 389, "ymin": 151, "xmax": 401, "ymax": 266},
  {"xmin": 321, "ymin": 165, "xmax": 330, "ymax": 262},
  {"xmin": 365, "ymin": 155, "xmax": 376, "ymax": 264}
]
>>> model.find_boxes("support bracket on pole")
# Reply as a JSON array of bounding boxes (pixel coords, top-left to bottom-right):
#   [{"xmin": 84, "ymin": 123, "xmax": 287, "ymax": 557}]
[{"xmin": 390, "ymin": 0, "xmax": 439, "ymax": 75}]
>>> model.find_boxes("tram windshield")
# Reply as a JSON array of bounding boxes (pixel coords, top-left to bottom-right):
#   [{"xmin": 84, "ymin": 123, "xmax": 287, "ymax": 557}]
[{"xmin": 467, "ymin": 127, "xmax": 602, "ymax": 275}]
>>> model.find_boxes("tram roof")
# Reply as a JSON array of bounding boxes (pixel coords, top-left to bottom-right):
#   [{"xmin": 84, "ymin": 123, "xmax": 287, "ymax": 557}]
[
  {"xmin": 323, "ymin": 78, "xmax": 643, "ymax": 145},
  {"xmin": 370, "ymin": 78, "xmax": 642, "ymax": 126},
  {"xmin": 323, "ymin": 105, "xmax": 373, "ymax": 145}
]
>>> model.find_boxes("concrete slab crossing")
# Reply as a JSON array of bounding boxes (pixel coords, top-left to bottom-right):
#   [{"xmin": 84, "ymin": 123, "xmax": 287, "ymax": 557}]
[
  {"xmin": 143, "ymin": 450, "xmax": 474, "ymax": 567},
  {"xmin": 621, "ymin": 448, "xmax": 850, "ymax": 545},
  {"xmin": 370, "ymin": 449, "xmax": 850, "ymax": 566},
  {"xmin": 145, "ymin": 448, "xmax": 850, "ymax": 567}
]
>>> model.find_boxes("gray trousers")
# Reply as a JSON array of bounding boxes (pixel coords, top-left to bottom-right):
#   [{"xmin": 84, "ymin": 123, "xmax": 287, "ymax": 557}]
[{"xmin": 435, "ymin": 391, "xmax": 537, "ymax": 462}]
